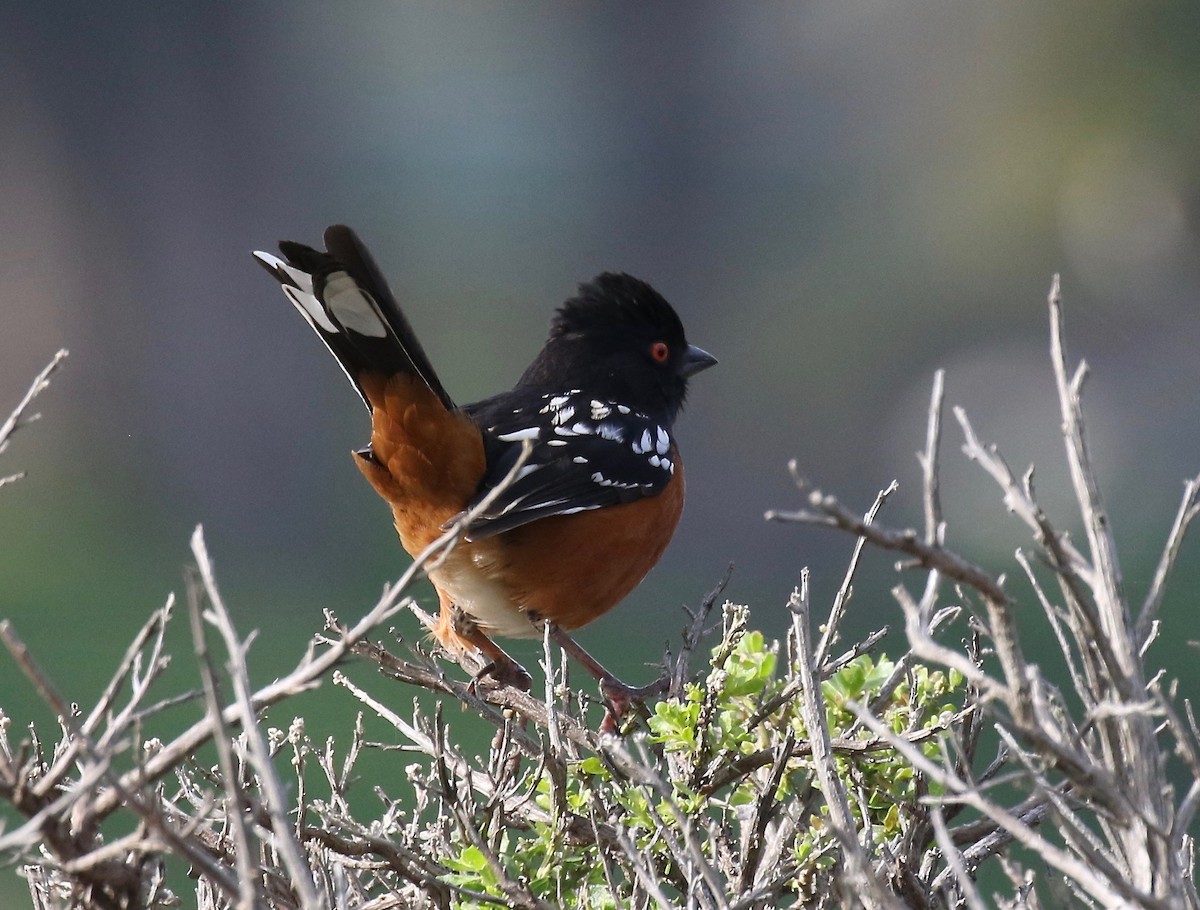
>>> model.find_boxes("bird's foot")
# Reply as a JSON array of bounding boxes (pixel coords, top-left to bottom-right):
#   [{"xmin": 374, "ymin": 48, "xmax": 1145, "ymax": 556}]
[
  {"xmin": 468, "ymin": 657, "xmax": 534, "ymax": 695},
  {"xmin": 528, "ymin": 614, "xmax": 669, "ymax": 733},
  {"xmin": 450, "ymin": 605, "xmax": 534, "ymax": 695},
  {"xmin": 597, "ymin": 674, "xmax": 669, "ymax": 734}
]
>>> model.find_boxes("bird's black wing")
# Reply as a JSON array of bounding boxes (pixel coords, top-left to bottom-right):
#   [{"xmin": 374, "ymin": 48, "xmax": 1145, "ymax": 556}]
[{"xmin": 456, "ymin": 391, "xmax": 676, "ymax": 539}]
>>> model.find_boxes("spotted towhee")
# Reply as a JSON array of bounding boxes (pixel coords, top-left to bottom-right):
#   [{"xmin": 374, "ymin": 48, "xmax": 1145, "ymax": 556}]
[{"xmin": 254, "ymin": 225, "xmax": 715, "ymax": 723}]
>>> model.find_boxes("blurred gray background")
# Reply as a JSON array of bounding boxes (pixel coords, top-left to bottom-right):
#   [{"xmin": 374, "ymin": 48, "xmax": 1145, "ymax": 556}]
[{"xmin": 3, "ymin": 3, "xmax": 1199, "ymax": 902}]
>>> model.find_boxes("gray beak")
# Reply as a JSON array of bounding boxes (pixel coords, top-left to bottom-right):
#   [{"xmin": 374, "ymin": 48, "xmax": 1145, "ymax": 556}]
[{"xmin": 679, "ymin": 343, "xmax": 718, "ymax": 378}]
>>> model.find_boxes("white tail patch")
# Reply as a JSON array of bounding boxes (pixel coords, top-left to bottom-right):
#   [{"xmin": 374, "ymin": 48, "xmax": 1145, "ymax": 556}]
[
  {"xmin": 253, "ymin": 252, "xmax": 314, "ymax": 293},
  {"xmin": 281, "ymin": 284, "xmax": 339, "ymax": 334},
  {"xmin": 324, "ymin": 273, "xmax": 388, "ymax": 338},
  {"xmin": 254, "ymin": 252, "xmax": 342, "ymax": 334}
]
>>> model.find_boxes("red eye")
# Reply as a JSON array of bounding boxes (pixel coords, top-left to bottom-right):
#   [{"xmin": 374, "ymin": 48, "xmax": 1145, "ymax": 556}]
[{"xmin": 650, "ymin": 341, "xmax": 670, "ymax": 363}]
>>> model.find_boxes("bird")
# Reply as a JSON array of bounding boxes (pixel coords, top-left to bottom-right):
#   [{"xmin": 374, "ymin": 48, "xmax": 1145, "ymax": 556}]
[{"xmin": 254, "ymin": 225, "xmax": 715, "ymax": 726}]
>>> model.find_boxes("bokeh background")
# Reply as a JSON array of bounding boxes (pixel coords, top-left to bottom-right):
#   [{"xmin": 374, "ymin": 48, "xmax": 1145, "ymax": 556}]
[{"xmin": 3, "ymin": 3, "xmax": 1199, "ymax": 903}]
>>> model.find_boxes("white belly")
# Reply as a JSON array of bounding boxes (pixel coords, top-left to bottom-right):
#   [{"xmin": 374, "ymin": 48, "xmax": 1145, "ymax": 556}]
[{"xmin": 430, "ymin": 563, "xmax": 536, "ymax": 639}]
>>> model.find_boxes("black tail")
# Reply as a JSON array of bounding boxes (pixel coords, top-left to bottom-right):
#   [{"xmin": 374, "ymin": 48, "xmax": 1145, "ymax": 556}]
[{"xmin": 253, "ymin": 224, "xmax": 454, "ymax": 410}]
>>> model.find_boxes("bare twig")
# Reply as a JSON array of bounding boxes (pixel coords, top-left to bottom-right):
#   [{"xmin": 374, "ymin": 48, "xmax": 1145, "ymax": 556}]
[
  {"xmin": 767, "ymin": 487, "xmax": 1007, "ymax": 608},
  {"xmin": 0, "ymin": 349, "xmax": 68, "ymax": 488},
  {"xmin": 930, "ymin": 807, "xmax": 986, "ymax": 910},
  {"xmin": 788, "ymin": 574, "xmax": 900, "ymax": 910},
  {"xmin": 0, "ymin": 349, "xmax": 68, "ymax": 456},
  {"xmin": 1136, "ymin": 474, "xmax": 1200, "ymax": 648},
  {"xmin": 186, "ymin": 568, "xmax": 261, "ymax": 910},
  {"xmin": 814, "ymin": 480, "xmax": 897, "ymax": 669},
  {"xmin": 191, "ymin": 529, "xmax": 322, "ymax": 910},
  {"xmin": 669, "ymin": 565, "xmax": 732, "ymax": 699},
  {"xmin": 918, "ymin": 368, "xmax": 946, "ymax": 549},
  {"xmin": 1047, "ymin": 275, "xmax": 1128, "ymax": 651}
]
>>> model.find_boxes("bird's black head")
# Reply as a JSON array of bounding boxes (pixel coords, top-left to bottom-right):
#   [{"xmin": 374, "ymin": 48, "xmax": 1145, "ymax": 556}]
[{"xmin": 517, "ymin": 273, "xmax": 716, "ymax": 422}]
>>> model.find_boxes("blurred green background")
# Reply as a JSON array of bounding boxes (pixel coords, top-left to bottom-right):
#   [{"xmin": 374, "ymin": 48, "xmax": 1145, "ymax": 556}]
[{"xmin": 3, "ymin": 3, "xmax": 1200, "ymax": 903}]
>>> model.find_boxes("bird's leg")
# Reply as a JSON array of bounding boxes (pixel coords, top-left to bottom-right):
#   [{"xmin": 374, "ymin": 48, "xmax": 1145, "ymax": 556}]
[
  {"xmin": 537, "ymin": 619, "xmax": 667, "ymax": 733},
  {"xmin": 449, "ymin": 606, "xmax": 533, "ymax": 693}
]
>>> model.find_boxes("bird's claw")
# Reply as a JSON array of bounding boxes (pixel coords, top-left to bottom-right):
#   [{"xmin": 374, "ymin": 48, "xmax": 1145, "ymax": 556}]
[
  {"xmin": 598, "ymin": 675, "xmax": 669, "ymax": 734},
  {"xmin": 467, "ymin": 658, "xmax": 534, "ymax": 696}
]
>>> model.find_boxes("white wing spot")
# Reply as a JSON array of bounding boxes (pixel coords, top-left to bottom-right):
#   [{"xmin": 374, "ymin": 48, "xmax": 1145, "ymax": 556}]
[
  {"xmin": 596, "ymin": 422, "xmax": 624, "ymax": 442},
  {"xmin": 590, "ymin": 470, "xmax": 640, "ymax": 490},
  {"xmin": 655, "ymin": 426, "xmax": 670, "ymax": 455},
  {"xmin": 633, "ymin": 428, "xmax": 652, "ymax": 454},
  {"xmin": 497, "ymin": 426, "xmax": 540, "ymax": 442}
]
